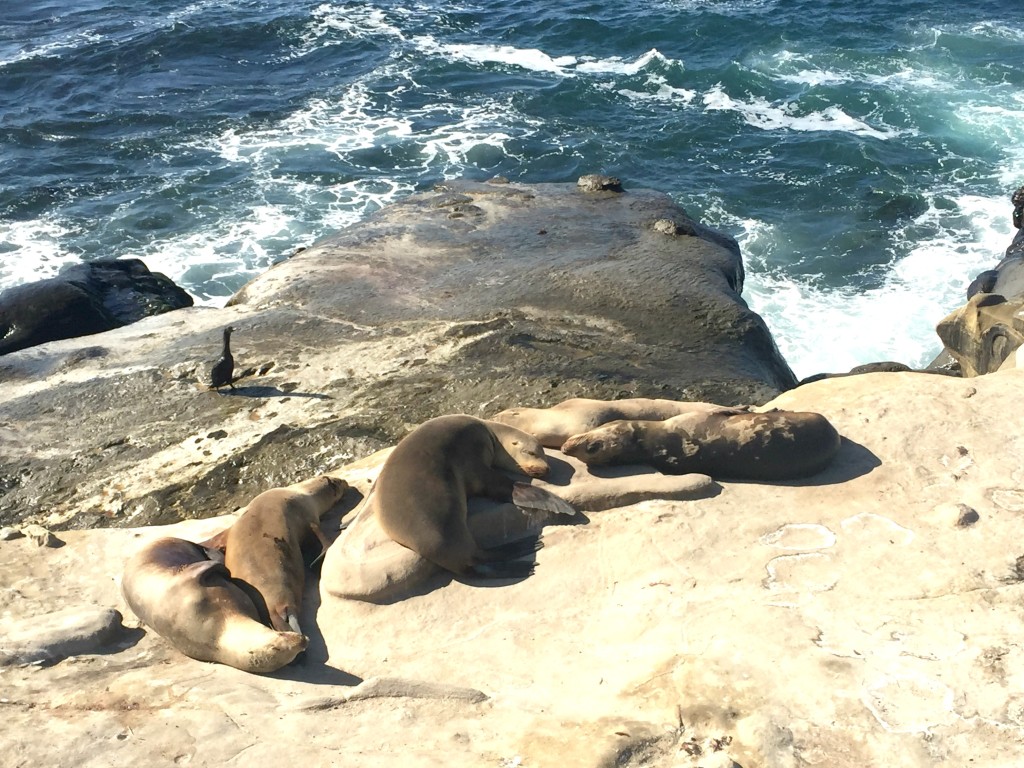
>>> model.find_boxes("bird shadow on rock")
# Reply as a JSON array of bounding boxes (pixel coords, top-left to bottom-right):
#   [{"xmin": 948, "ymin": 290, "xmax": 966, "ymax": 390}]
[{"xmin": 220, "ymin": 385, "xmax": 332, "ymax": 399}]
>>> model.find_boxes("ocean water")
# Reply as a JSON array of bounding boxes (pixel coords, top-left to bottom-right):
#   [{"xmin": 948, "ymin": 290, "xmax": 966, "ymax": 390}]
[{"xmin": 2, "ymin": 0, "xmax": 1022, "ymax": 378}]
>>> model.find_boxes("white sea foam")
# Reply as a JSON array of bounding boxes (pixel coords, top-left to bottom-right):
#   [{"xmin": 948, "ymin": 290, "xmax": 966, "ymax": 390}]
[
  {"xmin": 285, "ymin": 3, "xmax": 409, "ymax": 60},
  {"xmin": 701, "ymin": 84, "xmax": 901, "ymax": 139},
  {"xmin": 0, "ymin": 31, "xmax": 103, "ymax": 69},
  {"xmin": 575, "ymin": 49, "xmax": 672, "ymax": 76},
  {"xmin": 420, "ymin": 38, "xmax": 578, "ymax": 75},
  {"xmin": 731, "ymin": 191, "xmax": 1016, "ymax": 379},
  {"xmin": 414, "ymin": 38, "xmax": 683, "ymax": 83},
  {"xmin": 613, "ymin": 81, "xmax": 696, "ymax": 105},
  {"xmin": 0, "ymin": 219, "xmax": 81, "ymax": 288}
]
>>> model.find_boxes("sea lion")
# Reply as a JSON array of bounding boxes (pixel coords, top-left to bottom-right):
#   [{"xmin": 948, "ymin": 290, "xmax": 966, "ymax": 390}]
[
  {"xmin": 210, "ymin": 325, "xmax": 235, "ymax": 390},
  {"xmin": 223, "ymin": 475, "xmax": 348, "ymax": 635},
  {"xmin": 372, "ymin": 414, "xmax": 552, "ymax": 578},
  {"xmin": 492, "ymin": 397, "xmax": 749, "ymax": 448},
  {"xmin": 121, "ymin": 537, "xmax": 307, "ymax": 673},
  {"xmin": 561, "ymin": 409, "xmax": 841, "ymax": 481}
]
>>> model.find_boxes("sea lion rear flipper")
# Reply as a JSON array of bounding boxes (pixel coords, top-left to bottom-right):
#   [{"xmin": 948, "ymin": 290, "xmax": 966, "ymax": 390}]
[
  {"xmin": 512, "ymin": 482, "xmax": 576, "ymax": 517},
  {"xmin": 186, "ymin": 559, "xmax": 232, "ymax": 585},
  {"xmin": 469, "ymin": 559, "xmax": 536, "ymax": 579},
  {"xmin": 281, "ymin": 608, "xmax": 302, "ymax": 636},
  {"xmin": 480, "ymin": 535, "xmax": 543, "ymax": 561},
  {"xmin": 198, "ymin": 527, "xmax": 230, "ymax": 559}
]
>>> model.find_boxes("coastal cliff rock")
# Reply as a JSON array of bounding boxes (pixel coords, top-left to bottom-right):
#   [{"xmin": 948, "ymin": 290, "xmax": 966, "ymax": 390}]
[
  {"xmin": 0, "ymin": 258, "xmax": 193, "ymax": 356},
  {"xmin": 937, "ymin": 293, "xmax": 1024, "ymax": 376},
  {"xmin": 0, "ymin": 180, "xmax": 794, "ymax": 531},
  {"xmin": 943, "ymin": 185, "xmax": 1024, "ymax": 374},
  {"xmin": 2, "ymin": 369, "xmax": 1023, "ymax": 767}
]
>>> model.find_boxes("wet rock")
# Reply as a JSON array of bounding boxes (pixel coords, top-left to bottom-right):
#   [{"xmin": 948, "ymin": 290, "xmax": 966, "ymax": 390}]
[
  {"xmin": 0, "ymin": 181, "xmax": 795, "ymax": 530},
  {"xmin": 0, "ymin": 258, "xmax": 192, "ymax": 356}
]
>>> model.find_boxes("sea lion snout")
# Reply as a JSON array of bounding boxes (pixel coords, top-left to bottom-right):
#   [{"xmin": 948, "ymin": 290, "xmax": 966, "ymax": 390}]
[
  {"xmin": 518, "ymin": 459, "xmax": 550, "ymax": 478},
  {"xmin": 560, "ymin": 434, "xmax": 606, "ymax": 461}
]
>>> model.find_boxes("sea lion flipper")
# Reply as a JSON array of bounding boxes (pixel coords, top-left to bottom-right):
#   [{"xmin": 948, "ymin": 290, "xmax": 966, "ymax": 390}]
[
  {"xmin": 198, "ymin": 528, "xmax": 230, "ymax": 557},
  {"xmin": 480, "ymin": 535, "xmax": 543, "ymax": 561},
  {"xmin": 511, "ymin": 482, "xmax": 576, "ymax": 517},
  {"xmin": 187, "ymin": 559, "xmax": 231, "ymax": 584}
]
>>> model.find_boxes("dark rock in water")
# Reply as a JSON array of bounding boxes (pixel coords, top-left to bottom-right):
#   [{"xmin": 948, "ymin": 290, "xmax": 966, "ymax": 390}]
[
  {"xmin": 798, "ymin": 361, "xmax": 914, "ymax": 386},
  {"xmin": 0, "ymin": 258, "xmax": 193, "ymax": 356},
  {"xmin": 967, "ymin": 269, "xmax": 1000, "ymax": 300}
]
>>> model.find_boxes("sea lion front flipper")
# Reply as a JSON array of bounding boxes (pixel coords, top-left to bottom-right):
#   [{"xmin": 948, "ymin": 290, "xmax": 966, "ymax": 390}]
[
  {"xmin": 512, "ymin": 482, "xmax": 576, "ymax": 517},
  {"xmin": 305, "ymin": 522, "xmax": 332, "ymax": 572}
]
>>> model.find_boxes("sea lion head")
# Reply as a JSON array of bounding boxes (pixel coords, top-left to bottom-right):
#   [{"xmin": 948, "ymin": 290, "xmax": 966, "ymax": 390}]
[
  {"xmin": 560, "ymin": 420, "xmax": 639, "ymax": 465},
  {"xmin": 485, "ymin": 420, "xmax": 550, "ymax": 478}
]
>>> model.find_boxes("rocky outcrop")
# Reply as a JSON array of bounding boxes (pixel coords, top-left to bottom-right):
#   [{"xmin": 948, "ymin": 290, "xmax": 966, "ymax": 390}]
[
  {"xmin": 0, "ymin": 258, "xmax": 193, "ymax": 356},
  {"xmin": 937, "ymin": 293, "xmax": 1024, "ymax": 376},
  {"xmin": 3, "ymin": 369, "xmax": 1023, "ymax": 767},
  {"xmin": 2, "ymin": 178, "xmax": 1023, "ymax": 767},
  {"xmin": 935, "ymin": 185, "xmax": 1024, "ymax": 375},
  {"xmin": 0, "ymin": 180, "xmax": 795, "ymax": 531}
]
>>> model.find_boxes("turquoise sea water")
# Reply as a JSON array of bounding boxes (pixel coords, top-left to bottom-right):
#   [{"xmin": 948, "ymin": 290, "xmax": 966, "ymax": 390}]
[{"xmin": 1, "ymin": 0, "xmax": 1022, "ymax": 377}]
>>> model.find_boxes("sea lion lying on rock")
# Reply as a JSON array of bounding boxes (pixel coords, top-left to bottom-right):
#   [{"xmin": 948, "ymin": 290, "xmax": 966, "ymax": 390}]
[
  {"xmin": 320, "ymin": 448, "xmax": 715, "ymax": 604},
  {"xmin": 370, "ymin": 414, "xmax": 560, "ymax": 579},
  {"xmin": 217, "ymin": 475, "xmax": 347, "ymax": 636},
  {"xmin": 492, "ymin": 398, "xmax": 749, "ymax": 448},
  {"xmin": 561, "ymin": 409, "xmax": 841, "ymax": 481},
  {"xmin": 121, "ymin": 537, "xmax": 307, "ymax": 674}
]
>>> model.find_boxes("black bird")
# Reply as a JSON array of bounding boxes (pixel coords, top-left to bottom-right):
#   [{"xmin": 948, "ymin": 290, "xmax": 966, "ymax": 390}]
[{"xmin": 210, "ymin": 326, "xmax": 235, "ymax": 390}]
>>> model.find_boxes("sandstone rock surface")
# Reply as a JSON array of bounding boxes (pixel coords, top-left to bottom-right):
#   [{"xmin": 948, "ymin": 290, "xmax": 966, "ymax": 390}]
[{"xmin": 2, "ymin": 369, "xmax": 1023, "ymax": 767}]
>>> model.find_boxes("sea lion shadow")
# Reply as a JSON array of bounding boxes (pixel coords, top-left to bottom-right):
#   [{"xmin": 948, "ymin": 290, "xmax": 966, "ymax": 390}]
[
  {"xmin": 319, "ymin": 487, "xmax": 367, "ymax": 539},
  {"xmin": 270, "ymin": 575, "xmax": 363, "ymax": 687},
  {"xmin": 222, "ymin": 385, "xmax": 332, "ymax": 400}
]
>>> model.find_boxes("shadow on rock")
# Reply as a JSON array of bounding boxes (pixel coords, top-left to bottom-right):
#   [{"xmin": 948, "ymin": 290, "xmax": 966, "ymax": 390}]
[
  {"xmin": 220, "ymin": 386, "xmax": 332, "ymax": 399},
  {"xmin": 726, "ymin": 436, "xmax": 881, "ymax": 488}
]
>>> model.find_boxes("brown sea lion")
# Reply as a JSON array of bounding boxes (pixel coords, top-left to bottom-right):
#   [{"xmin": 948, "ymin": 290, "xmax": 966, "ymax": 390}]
[
  {"xmin": 222, "ymin": 475, "xmax": 347, "ymax": 635},
  {"xmin": 492, "ymin": 397, "xmax": 749, "ymax": 448},
  {"xmin": 561, "ymin": 409, "xmax": 841, "ymax": 481},
  {"xmin": 372, "ymin": 414, "xmax": 553, "ymax": 578},
  {"xmin": 121, "ymin": 537, "xmax": 307, "ymax": 673}
]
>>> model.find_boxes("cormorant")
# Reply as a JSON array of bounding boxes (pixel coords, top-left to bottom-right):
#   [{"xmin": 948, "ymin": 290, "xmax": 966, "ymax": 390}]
[{"xmin": 210, "ymin": 326, "xmax": 235, "ymax": 390}]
